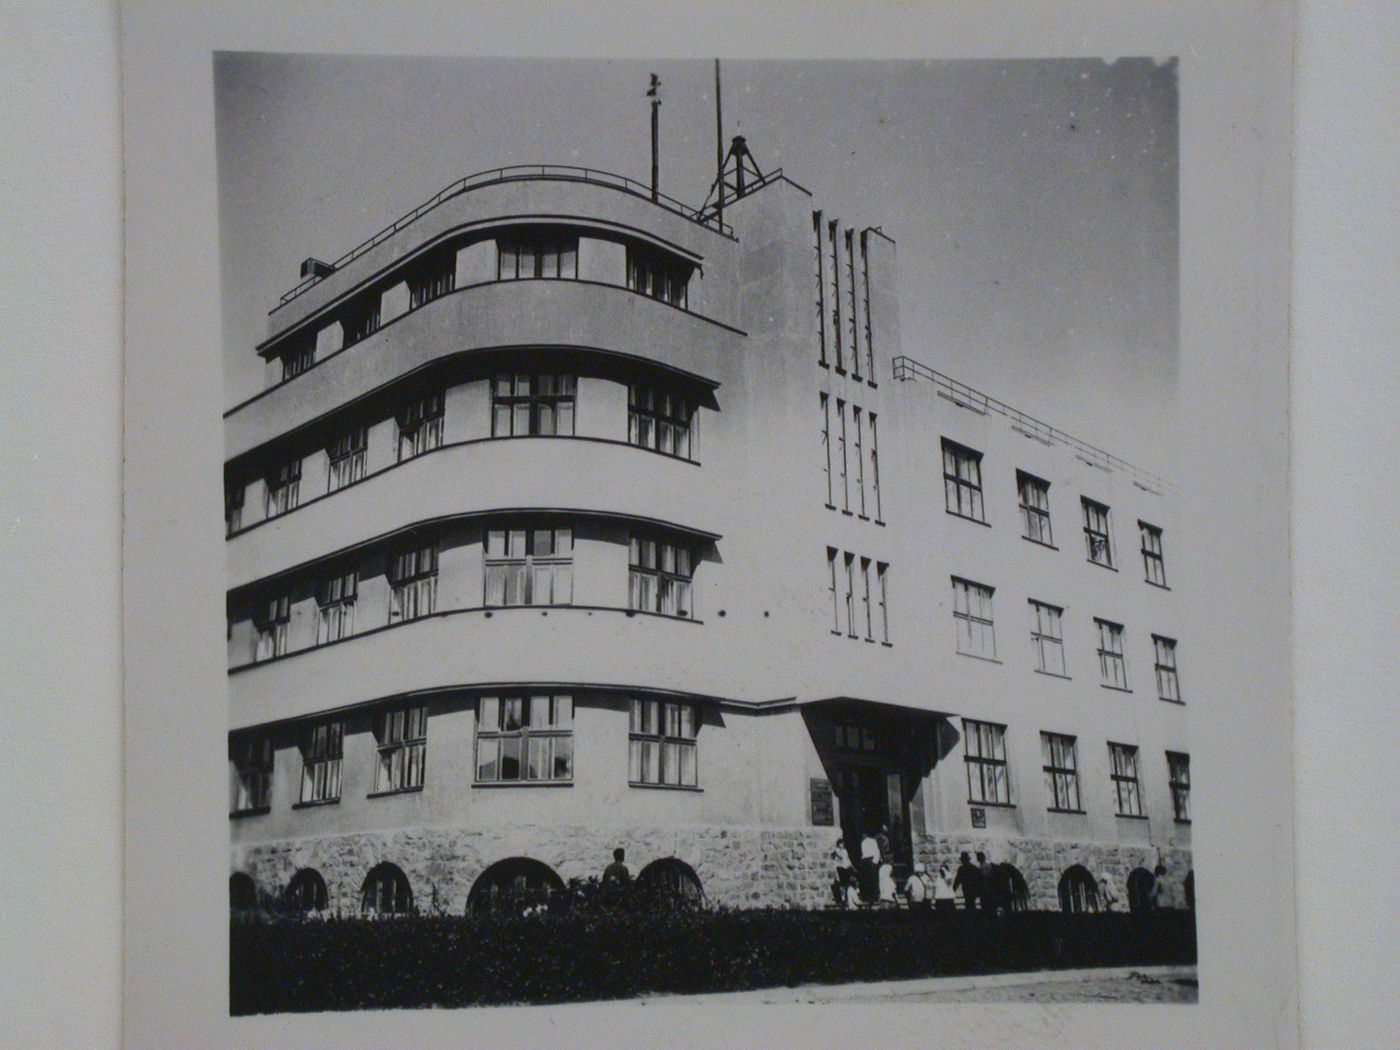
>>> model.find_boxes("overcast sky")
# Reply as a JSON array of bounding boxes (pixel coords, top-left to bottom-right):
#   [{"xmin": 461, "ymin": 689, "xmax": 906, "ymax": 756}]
[{"xmin": 216, "ymin": 55, "xmax": 1177, "ymax": 474}]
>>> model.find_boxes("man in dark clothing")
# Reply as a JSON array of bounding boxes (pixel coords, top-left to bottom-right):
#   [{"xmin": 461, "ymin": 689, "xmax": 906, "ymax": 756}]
[
  {"xmin": 953, "ymin": 851, "xmax": 982, "ymax": 911},
  {"xmin": 976, "ymin": 851, "xmax": 996, "ymax": 914},
  {"xmin": 601, "ymin": 847, "xmax": 630, "ymax": 905}
]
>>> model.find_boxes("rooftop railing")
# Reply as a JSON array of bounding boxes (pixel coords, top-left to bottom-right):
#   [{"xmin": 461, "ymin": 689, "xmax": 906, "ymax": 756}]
[
  {"xmin": 891, "ymin": 354, "xmax": 1175, "ymax": 492},
  {"xmin": 275, "ymin": 165, "xmax": 733, "ymax": 310}
]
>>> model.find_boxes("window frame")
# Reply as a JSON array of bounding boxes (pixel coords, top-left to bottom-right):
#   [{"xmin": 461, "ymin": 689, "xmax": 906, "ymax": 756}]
[
  {"xmin": 281, "ymin": 341, "xmax": 316, "ymax": 382},
  {"xmin": 475, "ymin": 694, "xmax": 575, "ymax": 785},
  {"xmin": 1140, "ymin": 521, "xmax": 1168, "ymax": 587},
  {"xmin": 1017, "ymin": 470, "xmax": 1054, "ymax": 546},
  {"xmin": 326, "ymin": 425, "xmax": 367, "ymax": 492},
  {"xmin": 224, "ymin": 482, "xmax": 245, "ymax": 536},
  {"xmin": 625, "ymin": 243, "xmax": 690, "ymax": 308},
  {"xmin": 628, "ymin": 381, "xmax": 695, "ymax": 459},
  {"xmin": 231, "ymin": 733, "xmax": 273, "ymax": 814},
  {"xmin": 497, "ymin": 230, "xmax": 580, "ymax": 281},
  {"xmin": 388, "ymin": 542, "xmax": 439, "ymax": 624},
  {"xmin": 1029, "ymin": 599, "xmax": 1067, "ymax": 677},
  {"xmin": 264, "ymin": 459, "xmax": 302, "ymax": 519},
  {"xmin": 316, "ymin": 569, "xmax": 357, "ymax": 645},
  {"xmin": 1041, "ymin": 732, "xmax": 1083, "ymax": 813},
  {"xmin": 491, "ymin": 373, "xmax": 577, "ymax": 438},
  {"xmin": 252, "ymin": 593, "xmax": 291, "ymax": 663},
  {"xmin": 484, "ymin": 524, "xmax": 574, "ymax": 607},
  {"xmin": 1095, "ymin": 617, "xmax": 1129, "ymax": 690},
  {"xmin": 942, "ymin": 439, "xmax": 986, "ymax": 523},
  {"xmin": 952, "ymin": 577, "xmax": 997, "ymax": 660},
  {"xmin": 1082, "ymin": 497, "xmax": 1115, "ymax": 568},
  {"xmin": 299, "ymin": 720, "xmax": 344, "ymax": 805},
  {"xmin": 628, "ymin": 533, "xmax": 695, "ymax": 619},
  {"xmin": 1154, "ymin": 634, "xmax": 1181, "ymax": 703},
  {"xmin": 395, "ymin": 391, "xmax": 445, "ymax": 462},
  {"xmin": 372, "ymin": 704, "xmax": 427, "ymax": 795},
  {"xmin": 963, "ymin": 718, "xmax": 1012, "ymax": 806},
  {"xmin": 628, "ymin": 698, "xmax": 698, "ymax": 788},
  {"xmin": 1167, "ymin": 751, "xmax": 1191, "ymax": 823},
  {"xmin": 1108, "ymin": 742, "xmax": 1145, "ymax": 817}
]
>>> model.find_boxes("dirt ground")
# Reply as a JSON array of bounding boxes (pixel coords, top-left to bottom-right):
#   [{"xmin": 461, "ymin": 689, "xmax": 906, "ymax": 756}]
[{"xmin": 869, "ymin": 969, "xmax": 1199, "ymax": 1004}]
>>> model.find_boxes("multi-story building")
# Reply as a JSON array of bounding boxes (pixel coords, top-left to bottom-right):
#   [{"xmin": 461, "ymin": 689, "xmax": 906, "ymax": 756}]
[{"xmin": 226, "ymin": 160, "xmax": 1190, "ymax": 916}]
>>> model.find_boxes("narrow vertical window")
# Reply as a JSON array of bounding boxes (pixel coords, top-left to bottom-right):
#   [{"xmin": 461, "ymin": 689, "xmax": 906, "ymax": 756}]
[
  {"xmin": 625, "ymin": 244, "xmax": 689, "ymax": 307},
  {"xmin": 326, "ymin": 426, "xmax": 367, "ymax": 492},
  {"xmin": 846, "ymin": 229, "xmax": 862, "ymax": 381},
  {"xmin": 475, "ymin": 694, "xmax": 573, "ymax": 783},
  {"xmin": 861, "ymin": 231, "xmax": 876, "ymax": 381},
  {"xmin": 963, "ymin": 719, "xmax": 1010, "ymax": 805},
  {"xmin": 629, "ymin": 699, "xmax": 698, "ymax": 787},
  {"xmin": 265, "ymin": 459, "xmax": 301, "ymax": 518},
  {"xmin": 1095, "ymin": 618, "xmax": 1128, "ymax": 689},
  {"xmin": 952, "ymin": 578, "xmax": 997, "ymax": 659},
  {"xmin": 828, "ymin": 219, "xmax": 844, "ymax": 372},
  {"xmin": 1108, "ymin": 742, "xmax": 1144, "ymax": 817},
  {"xmin": 316, "ymin": 570, "xmax": 357, "ymax": 644},
  {"xmin": 396, "ymin": 392, "xmax": 444, "ymax": 461},
  {"xmin": 1029, "ymin": 600, "xmax": 1067, "ymax": 676},
  {"xmin": 341, "ymin": 296, "xmax": 381, "ymax": 347},
  {"xmin": 1167, "ymin": 752, "xmax": 1191, "ymax": 822},
  {"xmin": 388, "ymin": 542, "xmax": 438, "ymax": 623},
  {"xmin": 836, "ymin": 399, "xmax": 850, "ymax": 512},
  {"xmin": 860, "ymin": 557, "xmax": 874, "ymax": 640},
  {"xmin": 224, "ymin": 482, "xmax": 245, "ymax": 537},
  {"xmin": 231, "ymin": 734, "xmax": 273, "ymax": 813},
  {"xmin": 852, "ymin": 406, "xmax": 867, "ymax": 517},
  {"xmin": 827, "ymin": 547, "xmax": 840, "ymax": 633},
  {"xmin": 813, "ymin": 211, "xmax": 828, "ymax": 367},
  {"xmin": 629, "ymin": 534, "xmax": 694, "ymax": 618},
  {"xmin": 281, "ymin": 340, "xmax": 316, "ymax": 381},
  {"xmin": 375, "ymin": 705, "xmax": 427, "ymax": 793},
  {"xmin": 942, "ymin": 440, "xmax": 985, "ymax": 522},
  {"xmin": 253, "ymin": 594, "xmax": 291, "ymax": 662},
  {"xmin": 1041, "ymin": 732, "xmax": 1081, "ymax": 811},
  {"xmin": 484, "ymin": 525, "xmax": 573, "ymax": 606},
  {"xmin": 407, "ymin": 247, "xmax": 456, "ymax": 308},
  {"xmin": 300, "ymin": 721, "xmax": 343, "ymax": 804},
  {"xmin": 628, "ymin": 382, "xmax": 693, "ymax": 458},
  {"xmin": 1153, "ymin": 635, "xmax": 1181, "ymax": 702},
  {"xmin": 1082, "ymin": 498, "xmax": 1114, "ymax": 567},
  {"xmin": 843, "ymin": 552, "xmax": 856, "ymax": 638},
  {"xmin": 820, "ymin": 393, "xmax": 834, "ymax": 507},
  {"xmin": 876, "ymin": 562, "xmax": 890, "ymax": 644},
  {"xmin": 1017, "ymin": 471, "xmax": 1053, "ymax": 545},
  {"xmin": 868, "ymin": 412, "xmax": 882, "ymax": 521},
  {"xmin": 1140, "ymin": 522, "xmax": 1167, "ymax": 586}
]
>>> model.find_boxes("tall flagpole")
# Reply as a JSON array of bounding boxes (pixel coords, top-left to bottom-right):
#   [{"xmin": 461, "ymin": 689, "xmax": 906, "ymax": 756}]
[{"xmin": 714, "ymin": 59, "xmax": 724, "ymax": 225}]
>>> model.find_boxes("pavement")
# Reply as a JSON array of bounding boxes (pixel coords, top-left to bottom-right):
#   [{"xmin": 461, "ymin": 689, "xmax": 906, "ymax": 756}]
[{"xmin": 637, "ymin": 965, "xmax": 1199, "ymax": 1006}]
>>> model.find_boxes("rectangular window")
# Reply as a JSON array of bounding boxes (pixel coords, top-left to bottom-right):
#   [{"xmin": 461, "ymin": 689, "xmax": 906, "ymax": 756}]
[
  {"xmin": 629, "ymin": 534, "xmax": 695, "ymax": 618},
  {"xmin": 1041, "ymin": 732, "xmax": 1082, "ymax": 811},
  {"xmin": 852, "ymin": 406, "xmax": 867, "ymax": 516},
  {"xmin": 264, "ymin": 459, "xmax": 301, "ymax": 518},
  {"xmin": 1096, "ymin": 618, "xmax": 1128, "ymax": 689},
  {"xmin": 300, "ymin": 720, "xmax": 343, "ymax": 804},
  {"xmin": 963, "ymin": 719, "xmax": 1010, "ymax": 805},
  {"xmin": 1018, "ymin": 471, "xmax": 1053, "ymax": 545},
  {"xmin": 836, "ymin": 399, "xmax": 850, "ymax": 511},
  {"xmin": 628, "ymin": 382, "xmax": 694, "ymax": 458},
  {"xmin": 341, "ymin": 297, "xmax": 381, "ymax": 347},
  {"xmin": 828, "ymin": 219, "xmax": 844, "ymax": 372},
  {"xmin": 476, "ymin": 694, "xmax": 573, "ymax": 783},
  {"xmin": 1154, "ymin": 635, "xmax": 1181, "ymax": 702},
  {"xmin": 407, "ymin": 249, "xmax": 456, "ymax": 308},
  {"xmin": 498, "ymin": 231, "xmax": 579, "ymax": 280},
  {"xmin": 253, "ymin": 594, "xmax": 290, "ymax": 662},
  {"xmin": 626, "ymin": 245, "xmax": 690, "ymax": 307},
  {"xmin": 843, "ymin": 552, "xmax": 857, "ymax": 638},
  {"xmin": 492, "ymin": 374, "xmax": 577, "ymax": 437},
  {"xmin": 827, "ymin": 547, "xmax": 840, "ymax": 633},
  {"xmin": 224, "ymin": 483, "xmax": 244, "ymax": 537},
  {"xmin": 876, "ymin": 562, "xmax": 890, "ymax": 644},
  {"xmin": 316, "ymin": 570, "xmax": 357, "ymax": 644},
  {"xmin": 1030, "ymin": 600, "xmax": 1067, "ymax": 676},
  {"xmin": 484, "ymin": 525, "xmax": 573, "ymax": 606},
  {"xmin": 1109, "ymin": 742, "xmax": 1144, "ymax": 817},
  {"xmin": 813, "ymin": 212, "xmax": 828, "ymax": 367},
  {"xmin": 868, "ymin": 412, "xmax": 882, "ymax": 521},
  {"xmin": 1167, "ymin": 751, "xmax": 1191, "ymax": 822},
  {"xmin": 845, "ymin": 229, "xmax": 862, "ymax": 381},
  {"xmin": 326, "ymin": 426, "xmax": 367, "ymax": 492},
  {"xmin": 1082, "ymin": 497, "xmax": 1114, "ymax": 567},
  {"xmin": 860, "ymin": 232, "xmax": 876, "ymax": 380},
  {"xmin": 629, "ymin": 698, "xmax": 697, "ymax": 787},
  {"xmin": 281, "ymin": 341, "xmax": 315, "ymax": 381},
  {"xmin": 374, "ymin": 705, "xmax": 427, "ymax": 793},
  {"xmin": 1141, "ymin": 522, "xmax": 1167, "ymax": 586},
  {"xmin": 859, "ymin": 557, "xmax": 874, "ymax": 640},
  {"xmin": 942, "ymin": 440, "xmax": 985, "ymax": 522},
  {"xmin": 388, "ymin": 542, "xmax": 438, "ymax": 623},
  {"xmin": 820, "ymin": 393, "xmax": 834, "ymax": 506},
  {"xmin": 231, "ymin": 734, "xmax": 272, "ymax": 813},
  {"xmin": 833, "ymin": 720, "xmax": 876, "ymax": 751},
  {"xmin": 396, "ymin": 392, "xmax": 444, "ymax": 462},
  {"xmin": 952, "ymin": 577, "xmax": 996, "ymax": 659}
]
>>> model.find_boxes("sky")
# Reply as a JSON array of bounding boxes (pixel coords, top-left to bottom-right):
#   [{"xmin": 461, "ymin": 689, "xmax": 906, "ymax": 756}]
[{"xmin": 216, "ymin": 55, "xmax": 1177, "ymax": 475}]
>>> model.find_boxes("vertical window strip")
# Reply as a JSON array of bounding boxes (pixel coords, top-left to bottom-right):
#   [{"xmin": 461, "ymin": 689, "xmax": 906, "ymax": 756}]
[
  {"xmin": 1154, "ymin": 635, "xmax": 1180, "ymax": 702},
  {"xmin": 829, "ymin": 220, "xmax": 844, "ymax": 372},
  {"xmin": 253, "ymin": 593, "xmax": 291, "ymax": 662},
  {"xmin": 1083, "ymin": 498, "xmax": 1114, "ymax": 566},
  {"xmin": 876, "ymin": 562, "xmax": 890, "ymax": 644},
  {"xmin": 1109, "ymin": 743, "xmax": 1143, "ymax": 816},
  {"xmin": 265, "ymin": 459, "xmax": 302, "ymax": 518},
  {"xmin": 843, "ymin": 553, "xmax": 857, "ymax": 638},
  {"xmin": 1141, "ymin": 522, "xmax": 1167, "ymax": 586},
  {"xmin": 232, "ymin": 734, "xmax": 273, "ymax": 812},
  {"xmin": 868, "ymin": 412, "xmax": 882, "ymax": 521},
  {"xmin": 942, "ymin": 440, "xmax": 985, "ymax": 522},
  {"xmin": 1018, "ymin": 471, "xmax": 1053, "ymax": 544},
  {"xmin": 327, "ymin": 426, "xmax": 367, "ymax": 492},
  {"xmin": 814, "ymin": 211, "xmax": 828, "ymax": 366},
  {"xmin": 952, "ymin": 577, "xmax": 997, "ymax": 659},
  {"xmin": 845, "ymin": 229, "xmax": 862, "ymax": 380},
  {"xmin": 375, "ymin": 705, "xmax": 427, "ymax": 793},
  {"xmin": 861, "ymin": 231, "xmax": 876, "ymax": 381},
  {"xmin": 836, "ymin": 400, "xmax": 850, "ymax": 511},
  {"xmin": 860, "ymin": 557, "xmax": 874, "ymax": 640},
  {"xmin": 827, "ymin": 548, "xmax": 840, "ymax": 633},
  {"xmin": 1030, "ymin": 600, "xmax": 1066, "ymax": 675},
  {"xmin": 853, "ymin": 406, "xmax": 866, "ymax": 516},
  {"xmin": 300, "ymin": 721, "xmax": 344, "ymax": 803},
  {"xmin": 316, "ymin": 570, "xmax": 357, "ymax": 644},
  {"xmin": 820, "ymin": 393, "xmax": 834, "ymax": 507},
  {"xmin": 1096, "ymin": 619, "xmax": 1128, "ymax": 689},
  {"xmin": 1167, "ymin": 752, "xmax": 1191, "ymax": 822}
]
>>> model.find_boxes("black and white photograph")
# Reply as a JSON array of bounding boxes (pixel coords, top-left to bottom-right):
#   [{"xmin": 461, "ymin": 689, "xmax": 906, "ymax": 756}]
[
  {"xmin": 216, "ymin": 52, "xmax": 1196, "ymax": 1012},
  {"xmin": 111, "ymin": 3, "xmax": 1312, "ymax": 1046}
]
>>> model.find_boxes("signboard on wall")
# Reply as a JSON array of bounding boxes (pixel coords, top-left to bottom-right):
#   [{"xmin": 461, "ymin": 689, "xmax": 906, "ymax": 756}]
[
  {"xmin": 970, "ymin": 807, "xmax": 987, "ymax": 828},
  {"xmin": 809, "ymin": 778, "xmax": 835, "ymax": 826}
]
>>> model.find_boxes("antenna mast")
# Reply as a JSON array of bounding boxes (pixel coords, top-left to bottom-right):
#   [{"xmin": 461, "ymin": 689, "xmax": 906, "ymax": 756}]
[
  {"xmin": 648, "ymin": 73, "xmax": 661, "ymax": 202},
  {"xmin": 714, "ymin": 59, "xmax": 724, "ymax": 226}
]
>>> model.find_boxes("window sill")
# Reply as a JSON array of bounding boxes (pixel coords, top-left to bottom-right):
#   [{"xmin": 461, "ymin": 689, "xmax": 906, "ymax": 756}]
[
  {"xmin": 1100, "ymin": 684, "xmax": 1134, "ymax": 694},
  {"xmin": 473, "ymin": 780, "xmax": 573, "ymax": 788},
  {"xmin": 1115, "ymin": 812, "xmax": 1150, "ymax": 821},
  {"xmin": 229, "ymin": 807, "xmax": 270, "ymax": 819},
  {"xmin": 946, "ymin": 511, "xmax": 991, "ymax": 528},
  {"xmin": 1146, "ymin": 580, "xmax": 1172, "ymax": 591},
  {"xmin": 628, "ymin": 782, "xmax": 703, "ymax": 792},
  {"xmin": 880, "ymin": 641, "xmax": 894, "ymax": 648},
  {"xmin": 968, "ymin": 800, "xmax": 1016, "ymax": 810},
  {"xmin": 824, "ymin": 503, "xmax": 837, "ymax": 511},
  {"xmin": 1022, "ymin": 537, "xmax": 1058, "ymax": 551},
  {"xmin": 1034, "ymin": 669, "xmax": 1072, "ymax": 680},
  {"xmin": 841, "ymin": 509, "xmax": 855, "ymax": 517},
  {"xmin": 1086, "ymin": 559, "xmax": 1119, "ymax": 572},
  {"xmin": 873, "ymin": 519, "xmax": 886, "ymax": 527},
  {"xmin": 1158, "ymin": 697, "xmax": 1186, "ymax": 706},
  {"xmin": 1174, "ymin": 818, "xmax": 1192, "ymax": 826},
  {"xmin": 955, "ymin": 651, "xmax": 1002, "ymax": 665},
  {"xmin": 1047, "ymin": 807, "xmax": 1087, "ymax": 816},
  {"xmin": 367, "ymin": 785, "xmax": 424, "ymax": 799},
  {"xmin": 292, "ymin": 798, "xmax": 341, "ymax": 810}
]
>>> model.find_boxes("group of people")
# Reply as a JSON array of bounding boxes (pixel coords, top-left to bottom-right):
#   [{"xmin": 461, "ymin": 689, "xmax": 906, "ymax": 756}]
[{"xmin": 830, "ymin": 830, "xmax": 966, "ymax": 911}]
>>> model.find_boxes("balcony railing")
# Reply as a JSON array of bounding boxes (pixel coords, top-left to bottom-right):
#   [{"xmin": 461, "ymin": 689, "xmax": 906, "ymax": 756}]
[
  {"xmin": 891, "ymin": 354, "xmax": 1175, "ymax": 492},
  {"xmin": 275, "ymin": 165, "xmax": 734, "ymax": 309}
]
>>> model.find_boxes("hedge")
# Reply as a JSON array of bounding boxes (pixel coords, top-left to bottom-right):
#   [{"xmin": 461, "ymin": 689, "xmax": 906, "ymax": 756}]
[{"xmin": 230, "ymin": 908, "xmax": 1197, "ymax": 1014}]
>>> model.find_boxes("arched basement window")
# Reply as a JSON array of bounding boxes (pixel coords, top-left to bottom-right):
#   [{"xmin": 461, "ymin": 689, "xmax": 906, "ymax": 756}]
[
  {"xmin": 633, "ymin": 858, "xmax": 704, "ymax": 907},
  {"xmin": 467, "ymin": 857, "xmax": 564, "ymax": 913},
  {"xmin": 229, "ymin": 872, "xmax": 258, "ymax": 912},
  {"xmin": 285, "ymin": 868, "xmax": 329, "ymax": 914},
  {"xmin": 361, "ymin": 862, "xmax": 414, "ymax": 916},
  {"xmin": 1126, "ymin": 866, "xmax": 1156, "ymax": 914},
  {"xmin": 1058, "ymin": 864, "xmax": 1099, "ymax": 914}
]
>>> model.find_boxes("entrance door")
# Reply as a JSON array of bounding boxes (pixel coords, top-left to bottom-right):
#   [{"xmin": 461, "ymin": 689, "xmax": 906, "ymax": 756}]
[{"xmin": 835, "ymin": 765, "xmax": 913, "ymax": 870}]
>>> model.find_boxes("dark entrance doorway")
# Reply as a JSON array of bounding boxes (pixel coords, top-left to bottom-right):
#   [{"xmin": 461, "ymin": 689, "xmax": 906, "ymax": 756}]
[{"xmin": 833, "ymin": 766, "xmax": 916, "ymax": 872}]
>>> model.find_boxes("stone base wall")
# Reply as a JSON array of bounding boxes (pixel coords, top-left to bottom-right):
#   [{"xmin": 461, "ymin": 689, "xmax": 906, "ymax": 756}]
[{"xmin": 233, "ymin": 824, "xmax": 1193, "ymax": 914}]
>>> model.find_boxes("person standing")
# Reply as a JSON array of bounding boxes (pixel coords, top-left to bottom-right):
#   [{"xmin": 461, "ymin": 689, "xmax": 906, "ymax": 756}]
[
  {"xmin": 602, "ymin": 847, "xmax": 631, "ymax": 904},
  {"xmin": 1149, "ymin": 863, "xmax": 1170, "ymax": 911},
  {"xmin": 906, "ymin": 863, "xmax": 931, "ymax": 908},
  {"xmin": 953, "ymin": 851, "xmax": 981, "ymax": 912},
  {"xmin": 933, "ymin": 862, "xmax": 958, "ymax": 915},
  {"xmin": 976, "ymin": 850, "xmax": 996, "ymax": 914},
  {"xmin": 859, "ymin": 829, "xmax": 880, "ymax": 903}
]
